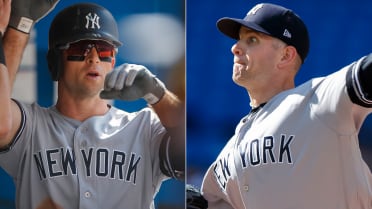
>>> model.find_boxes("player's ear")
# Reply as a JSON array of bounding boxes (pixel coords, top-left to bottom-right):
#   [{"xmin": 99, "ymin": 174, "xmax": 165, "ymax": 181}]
[
  {"xmin": 278, "ymin": 45, "xmax": 297, "ymax": 68},
  {"xmin": 111, "ymin": 57, "xmax": 116, "ymax": 68}
]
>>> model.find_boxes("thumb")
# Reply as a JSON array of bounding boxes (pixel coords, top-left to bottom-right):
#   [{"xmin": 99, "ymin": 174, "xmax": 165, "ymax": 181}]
[{"xmin": 100, "ymin": 90, "xmax": 118, "ymax": 100}]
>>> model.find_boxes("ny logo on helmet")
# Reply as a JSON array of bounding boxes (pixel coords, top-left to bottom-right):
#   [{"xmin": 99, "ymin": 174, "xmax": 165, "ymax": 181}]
[{"xmin": 85, "ymin": 13, "xmax": 101, "ymax": 29}]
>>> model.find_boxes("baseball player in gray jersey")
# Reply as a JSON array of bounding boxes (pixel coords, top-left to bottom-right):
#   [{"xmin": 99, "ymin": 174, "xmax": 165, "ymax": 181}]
[
  {"xmin": 0, "ymin": 1, "xmax": 185, "ymax": 209},
  {"xmin": 194, "ymin": 3, "xmax": 372, "ymax": 209}
]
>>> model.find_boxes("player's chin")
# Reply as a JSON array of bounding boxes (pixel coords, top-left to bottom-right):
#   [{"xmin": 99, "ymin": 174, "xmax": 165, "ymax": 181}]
[
  {"xmin": 232, "ymin": 73, "xmax": 243, "ymax": 84},
  {"xmin": 232, "ymin": 71, "xmax": 249, "ymax": 86},
  {"xmin": 232, "ymin": 65, "xmax": 244, "ymax": 78},
  {"xmin": 233, "ymin": 78, "xmax": 248, "ymax": 88}
]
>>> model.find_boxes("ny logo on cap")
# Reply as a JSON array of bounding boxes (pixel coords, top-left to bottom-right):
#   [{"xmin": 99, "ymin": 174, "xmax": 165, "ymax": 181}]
[
  {"xmin": 247, "ymin": 3, "xmax": 263, "ymax": 15},
  {"xmin": 85, "ymin": 13, "xmax": 101, "ymax": 29}
]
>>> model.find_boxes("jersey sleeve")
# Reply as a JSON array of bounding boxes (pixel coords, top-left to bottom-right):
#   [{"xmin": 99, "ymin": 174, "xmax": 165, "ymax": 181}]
[
  {"xmin": 145, "ymin": 108, "xmax": 172, "ymax": 183},
  {"xmin": 201, "ymin": 137, "xmax": 239, "ymax": 209},
  {"xmin": 159, "ymin": 126, "xmax": 185, "ymax": 180},
  {"xmin": 0, "ymin": 101, "xmax": 33, "ymax": 177},
  {"xmin": 147, "ymin": 106, "xmax": 185, "ymax": 181},
  {"xmin": 346, "ymin": 54, "xmax": 372, "ymax": 107},
  {"xmin": 311, "ymin": 56, "xmax": 372, "ymax": 134},
  {"xmin": 0, "ymin": 99, "xmax": 26, "ymax": 154}
]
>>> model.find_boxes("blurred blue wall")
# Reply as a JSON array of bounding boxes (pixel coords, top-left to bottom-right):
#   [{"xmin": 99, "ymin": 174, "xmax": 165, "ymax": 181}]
[{"xmin": 187, "ymin": 0, "xmax": 372, "ymax": 187}]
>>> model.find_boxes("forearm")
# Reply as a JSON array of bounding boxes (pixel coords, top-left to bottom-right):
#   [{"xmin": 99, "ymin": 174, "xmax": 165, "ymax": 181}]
[
  {"xmin": 151, "ymin": 90, "xmax": 185, "ymax": 128},
  {"xmin": 3, "ymin": 27, "xmax": 30, "ymax": 87},
  {"xmin": 0, "ymin": 31, "xmax": 12, "ymax": 142},
  {"xmin": 0, "ymin": 64, "xmax": 12, "ymax": 139}
]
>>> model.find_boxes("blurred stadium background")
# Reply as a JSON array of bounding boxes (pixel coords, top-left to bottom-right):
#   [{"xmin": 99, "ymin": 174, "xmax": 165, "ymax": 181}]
[
  {"xmin": 187, "ymin": 0, "xmax": 372, "ymax": 190},
  {"xmin": 0, "ymin": 0, "xmax": 185, "ymax": 209}
]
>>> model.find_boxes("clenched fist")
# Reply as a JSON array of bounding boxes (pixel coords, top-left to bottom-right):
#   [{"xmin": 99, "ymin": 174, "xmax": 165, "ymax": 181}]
[{"xmin": 100, "ymin": 63, "xmax": 166, "ymax": 105}]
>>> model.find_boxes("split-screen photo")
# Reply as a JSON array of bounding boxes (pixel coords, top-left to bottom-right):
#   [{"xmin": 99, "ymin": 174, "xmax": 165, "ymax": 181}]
[{"xmin": 0, "ymin": 0, "xmax": 372, "ymax": 209}]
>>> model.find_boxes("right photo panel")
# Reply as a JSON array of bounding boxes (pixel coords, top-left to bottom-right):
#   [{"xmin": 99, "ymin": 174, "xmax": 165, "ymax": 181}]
[{"xmin": 186, "ymin": 0, "xmax": 372, "ymax": 208}]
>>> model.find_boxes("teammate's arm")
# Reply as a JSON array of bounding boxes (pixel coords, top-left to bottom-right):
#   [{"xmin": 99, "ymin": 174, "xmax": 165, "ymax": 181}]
[{"xmin": 346, "ymin": 53, "xmax": 372, "ymax": 108}]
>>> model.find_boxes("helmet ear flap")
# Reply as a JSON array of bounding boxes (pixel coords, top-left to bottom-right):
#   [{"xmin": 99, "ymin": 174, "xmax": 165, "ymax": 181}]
[{"xmin": 47, "ymin": 49, "xmax": 63, "ymax": 81}]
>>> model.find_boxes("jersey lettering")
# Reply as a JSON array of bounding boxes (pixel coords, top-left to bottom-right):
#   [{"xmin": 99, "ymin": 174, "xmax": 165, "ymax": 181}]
[
  {"xmin": 279, "ymin": 135, "xmax": 293, "ymax": 163},
  {"xmin": 61, "ymin": 148, "xmax": 76, "ymax": 175},
  {"xmin": 46, "ymin": 149, "xmax": 63, "ymax": 177},
  {"xmin": 126, "ymin": 153, "xmax": 141, "ymax": 184},
  {"xmin": 239, "ymin": 134, "xmax": 294, "ymax": 168},
  {"xmin": 96, "ymin": 148, "xmax": 109, "ymax": 177},
  {"xmin": 110, "ymin": 150, "xmax": 126, "ymax": 179},
  {"xmin": 33, "ymin": 152, "xmax": 47, "ymax": 179},
  {"xmin": 213, "ymin": 134, "xmax": 295, "ymax": 190},
  {"xmin": 33, "ymin": 147, "xmax": 142, "ymax": 185},
  {"xmin": 81, "ymin": 149, "xmax": 93, "ymax": 176},
  {"xmin": 213, "ymin": 153, "xmax": 231, "ymax": 190}
]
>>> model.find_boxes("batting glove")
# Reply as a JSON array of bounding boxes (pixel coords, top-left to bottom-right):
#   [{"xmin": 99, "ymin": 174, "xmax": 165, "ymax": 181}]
[
  {"xmin": 100, "ymin": 63, "xmax": 166, "ymax": 105},
  {"xmin": 9, "ymin": 0, "xmax": 60, "ymax": 34}
]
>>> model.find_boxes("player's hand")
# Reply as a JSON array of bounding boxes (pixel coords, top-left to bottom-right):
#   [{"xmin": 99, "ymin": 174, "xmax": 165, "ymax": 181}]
[
  {"xmin": 0, "ymin": 0, "xmax": 11, "ymax": 34},
  {"xmin": 9, "ymin": 0, "xmax": 60, "ymax": 34},
  {"xmin": 100, "ymin": 63, "xmax": 166, "ymax": 104},
  {"xmin": 187, "ymin": 184, "xmax": 208, "ymax": 209}
]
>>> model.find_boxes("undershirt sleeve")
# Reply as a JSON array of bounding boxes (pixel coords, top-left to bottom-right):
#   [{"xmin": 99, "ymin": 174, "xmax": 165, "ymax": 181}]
[
  {"xmin": 159, "ymin": 126, "xmax": 185, "ymax": 180},
  {"xmin": 346, "ymin": 54, "xmax": 372, "ymax": 108}
]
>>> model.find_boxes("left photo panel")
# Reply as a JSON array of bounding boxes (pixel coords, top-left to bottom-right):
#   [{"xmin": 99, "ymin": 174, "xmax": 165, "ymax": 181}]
[{"xmin": 0, "ymin": 0, "xmax": 185, "ymax": 208}]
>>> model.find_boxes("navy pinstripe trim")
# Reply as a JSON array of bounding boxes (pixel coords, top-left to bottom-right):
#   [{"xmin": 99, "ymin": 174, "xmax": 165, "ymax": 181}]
[
  {"xmin": 159, "ymin": 135, "xmax": 176, "ymax": 178},
  {"xmin": 346, "ymin": 58, "xmax": 372, "ymax": 108},
  {"xmin": 0, "ymin": 100, "xmax": 26, "ymax": 153},
  {"xmin": 159, "ymin": 134, "xmax": 184, "ymax": 180}
]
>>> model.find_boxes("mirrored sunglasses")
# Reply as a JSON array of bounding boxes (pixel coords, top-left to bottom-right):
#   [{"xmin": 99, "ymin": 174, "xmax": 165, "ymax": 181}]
[{"xmin": 62, "ymin": 40, "xmax": 115, "ymax": 62}]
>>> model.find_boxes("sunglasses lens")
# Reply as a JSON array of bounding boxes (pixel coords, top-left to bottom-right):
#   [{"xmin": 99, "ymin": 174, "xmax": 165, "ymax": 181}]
[{"xmin": 66, "ymin": 40, "xmax": 115, "ymax": 62}]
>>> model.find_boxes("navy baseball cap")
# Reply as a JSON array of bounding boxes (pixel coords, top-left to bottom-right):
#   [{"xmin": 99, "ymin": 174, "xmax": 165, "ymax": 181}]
[{"xmin": 217, "ymin": 3, "xmax": 310, "ymax": 62}]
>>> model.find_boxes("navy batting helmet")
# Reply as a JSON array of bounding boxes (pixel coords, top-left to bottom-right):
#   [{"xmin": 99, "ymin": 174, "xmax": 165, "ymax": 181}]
[{"xmin": 47, "ymin": 3, "xmax": 122, "ymax": 81}]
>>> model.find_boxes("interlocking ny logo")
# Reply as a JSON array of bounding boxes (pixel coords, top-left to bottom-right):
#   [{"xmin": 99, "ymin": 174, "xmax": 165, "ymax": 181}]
[{"xmin": 85, "ymin": 13, "xmax": 101, "ymax": 29}]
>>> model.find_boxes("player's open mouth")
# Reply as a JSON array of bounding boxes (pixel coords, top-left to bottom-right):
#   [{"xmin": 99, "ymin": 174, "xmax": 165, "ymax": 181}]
[
  {"xmin": 233, "ymin": 63, "xmax": 246, "ymax": 70},
  {"xmin": 86, "ymin": 71, "xmax": 101, "ymax": 78},
  {"xmin": 88, "ymin": 72, "xmax": 99, "ymax": 76}
]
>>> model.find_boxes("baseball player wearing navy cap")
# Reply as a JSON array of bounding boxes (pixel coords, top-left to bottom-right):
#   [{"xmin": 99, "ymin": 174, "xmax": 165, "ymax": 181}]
[
  {"xmin": 194, "ymin": 3, "xmax": 372, "ymax": 209},
  {"xmin": 0, "ymin": 1, "xmax": 185, "ymax": 209}
]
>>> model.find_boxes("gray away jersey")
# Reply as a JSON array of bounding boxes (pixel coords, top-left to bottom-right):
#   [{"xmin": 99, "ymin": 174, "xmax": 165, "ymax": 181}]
[
  {"xmin": 0, "ymin": 104, "xmax": 169, "ymax": 209},
  {"xmin": 201, "ymin": 57, "xmax": 372, "ymax": 209}
]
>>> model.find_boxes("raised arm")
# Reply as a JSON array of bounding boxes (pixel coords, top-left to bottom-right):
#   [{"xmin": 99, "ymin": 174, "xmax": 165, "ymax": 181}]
[
  {"xmin": 3, "ymin": 28, "xmax": 29, "ymax": 87},
  {"xmin": 0, "ymin": 0, "xmax": 59, "ymax": 149},
  {"xmin": 100, "ymin": 63, "xmax": 186, "ymax": 179},
  {"xmin": 0, "ymin": 0, "xmax": 11, "ymax": 133},
  {"xmin": 6, "ymin": 0, "xmax": 59, "ymax": 86},
  {"xmin": 0, "ymin": 0, "xmax": 23, "ymax": 148}
]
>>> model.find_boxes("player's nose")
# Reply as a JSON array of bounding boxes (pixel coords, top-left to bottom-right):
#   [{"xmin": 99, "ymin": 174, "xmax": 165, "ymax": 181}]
[
  {"xmin": 86, "ymin": 48, "xmax": 100, "ymax": 63},
  {"xmin": 231, "ymin": 42, "xmax": 242, "ymax": 55}
]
